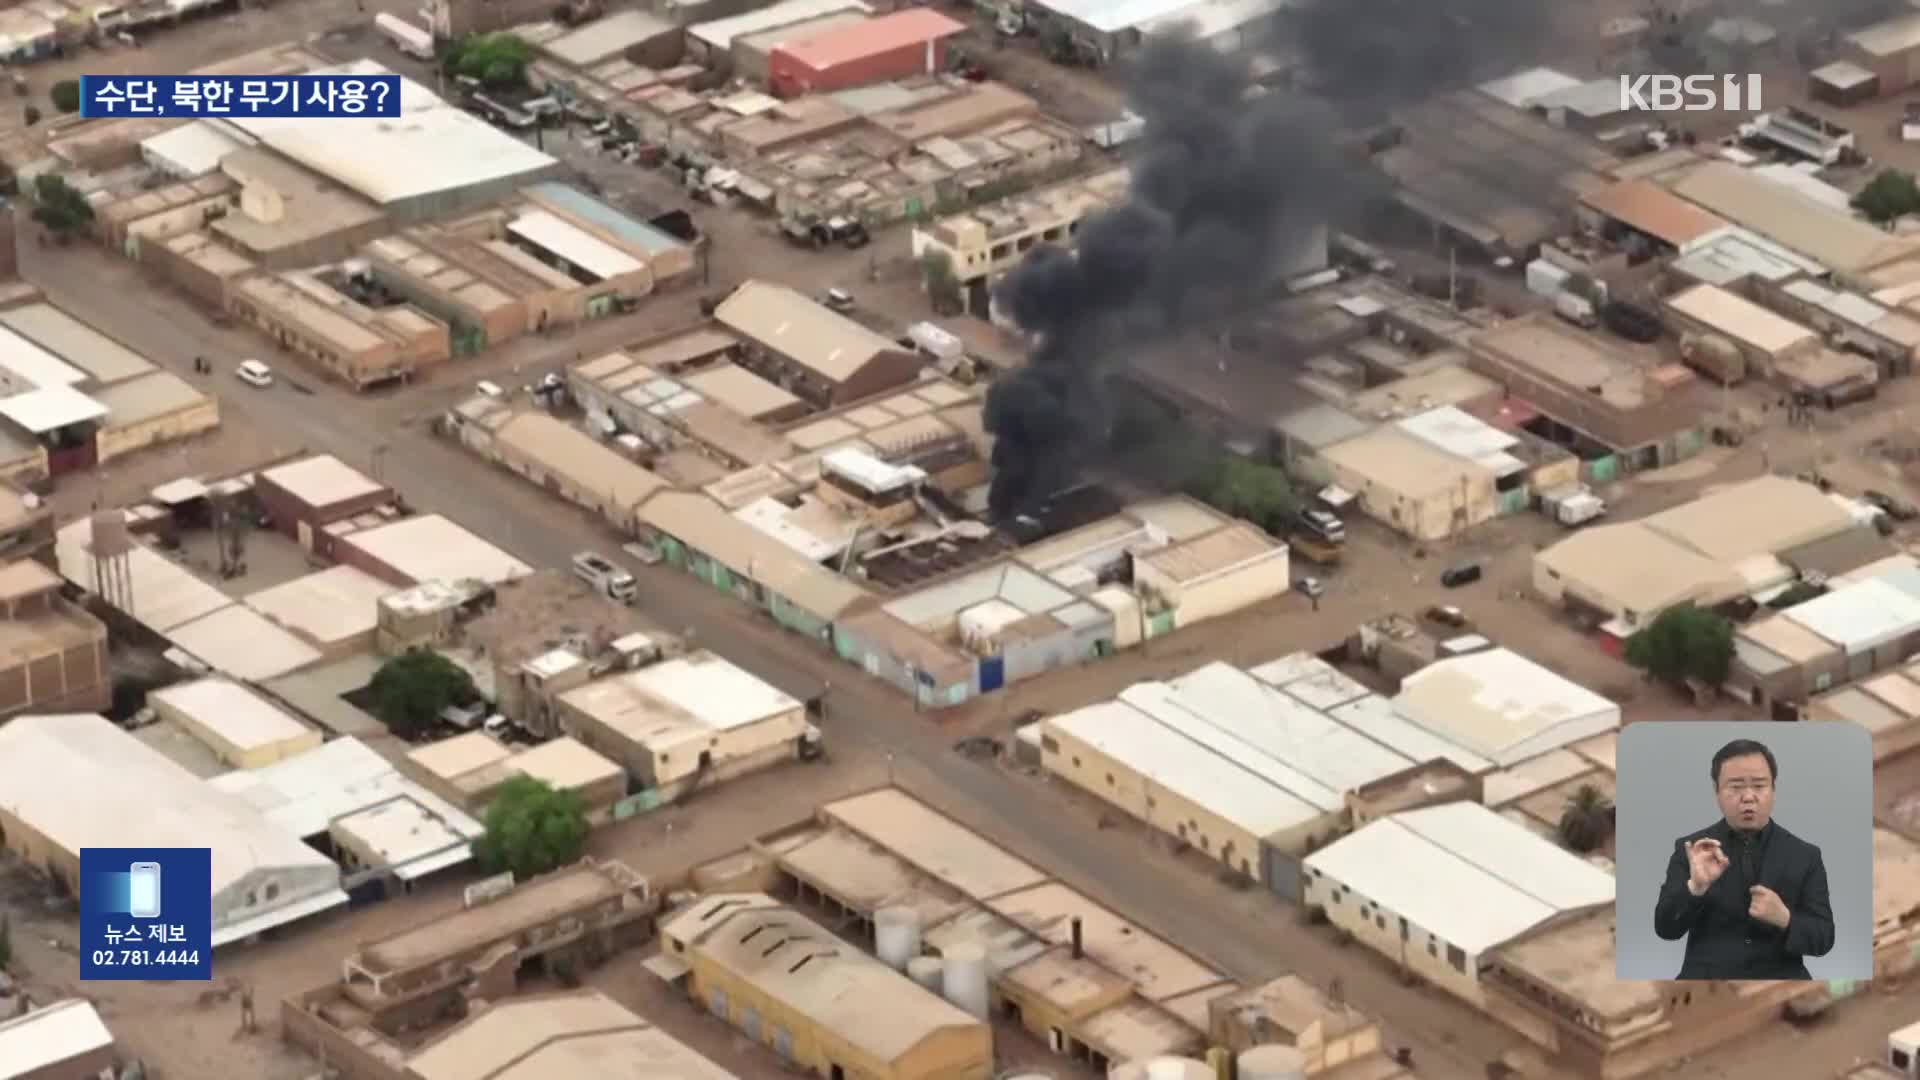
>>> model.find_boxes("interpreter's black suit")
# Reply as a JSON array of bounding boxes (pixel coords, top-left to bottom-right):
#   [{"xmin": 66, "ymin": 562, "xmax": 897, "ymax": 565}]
[{"xmin": 1653, "ymin": 818, "xmax": 1834, "ymax": 980}]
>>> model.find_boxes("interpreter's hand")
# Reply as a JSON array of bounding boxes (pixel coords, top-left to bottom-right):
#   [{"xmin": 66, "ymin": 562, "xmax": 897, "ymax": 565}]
[
  {"xmin": 1686, "ymin": 838, "xmax": 1728, "ymax": 895},
  {"xmin": 1748, "ymin": 885, "xmax": 1791, "ymax": 929}
]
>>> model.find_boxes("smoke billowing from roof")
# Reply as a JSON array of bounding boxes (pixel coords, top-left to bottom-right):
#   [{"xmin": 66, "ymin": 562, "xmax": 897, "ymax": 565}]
[{"xmin": 980, "ymin": 0, "xmax": 1553, "ymax": 519}]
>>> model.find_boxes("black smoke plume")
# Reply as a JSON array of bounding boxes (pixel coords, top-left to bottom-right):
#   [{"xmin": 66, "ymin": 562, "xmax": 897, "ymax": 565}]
[{"xmin": 981, "ymin": 0, "xmax": 1555, "ymax": 520}]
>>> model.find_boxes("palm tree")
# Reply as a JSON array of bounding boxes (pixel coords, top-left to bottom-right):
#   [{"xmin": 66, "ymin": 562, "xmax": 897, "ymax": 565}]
[{"xmin": 1558, "ymin": 783, "xmax": 1615, "ymax": 854}]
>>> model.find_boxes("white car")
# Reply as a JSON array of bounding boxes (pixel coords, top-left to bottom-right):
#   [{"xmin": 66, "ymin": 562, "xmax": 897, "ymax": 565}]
[{"xmin": 235, "ymin": 360, "xmax": 274, "ymax": 388}]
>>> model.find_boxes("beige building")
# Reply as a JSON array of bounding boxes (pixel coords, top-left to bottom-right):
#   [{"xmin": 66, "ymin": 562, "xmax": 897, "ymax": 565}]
[
  {"xmin": 910, "ymin": 168, "xmax": 1129, "ymax": 314},
  {"xmin": 146, "ymin": 229, "xmax": 257, "ymax": 311},
  {"xmin": 148, "ymin": 676, "xmax": 323, "ymax": 770},
  {"xmin": 1206, "ymin": 975, "xmax": 1385, "ymax": 1069},
  {"xmin": 231, "ymin": 271, "xmax": 451, "ymax": 389},
  {"xmin": 715, "ymin": 280, "xmax": 924, "ymax": 406},
  {"xmin": 467, "ymin": 411, "xmax": 668, "ymax": 533},
  {"xmin": 1805, "ymin": 663, "xmax": 1920, "ymax": 763},
  {"xmin": 0, "ymin": 559, "xmax": 109, "ymax": 720},
  {"xmin": 210, "ymin": 148, "xmax": 391, "ymax": 268},
  {"xmin": 1662, "ymin": 282, "xmax": 1821, "ymax": 379},
  {"xmin": 557, "ymin": 650, "xmax": 810, "ymax": 800},
  {"xmin": 1533, "ymin": 475, "xmax": 1857, "ymax": 628},
  {"xmin": 1132, "ymin": 522, "xmax": 1289, "ymax": 629},
  {"xmin": 658, "ymin": 892, "xmax": 993, "ymax": 1080},
  {"xmin": 92, "ymin": 371, "xmax": 221, "ymax": 463},
  {"xmin": 403, "ymin": 732, "xmax": 628, "ymax": 820},
  {"xmin": 405, "ymin": 989, "xmax": 737, "ymax": 1080},
  {"xmin": 1303, "ymin": 802, "xmax": 1614, "ymax": 1008},
  {"xmin": 1320, "ymin": 427, "xmax": 1499, "ymax": 541}
]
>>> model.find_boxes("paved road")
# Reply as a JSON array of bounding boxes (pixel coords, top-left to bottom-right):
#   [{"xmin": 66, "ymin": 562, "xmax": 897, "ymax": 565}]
[{"xmin": 28, "ymin": 243, "xmax": 1523, "ymax": 1079}]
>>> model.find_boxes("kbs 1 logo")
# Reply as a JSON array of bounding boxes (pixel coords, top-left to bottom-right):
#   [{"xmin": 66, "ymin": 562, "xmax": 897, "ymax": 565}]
[{"xmin": 1618, "ymin": 74, "xmax": 1763, "ymax": 113}]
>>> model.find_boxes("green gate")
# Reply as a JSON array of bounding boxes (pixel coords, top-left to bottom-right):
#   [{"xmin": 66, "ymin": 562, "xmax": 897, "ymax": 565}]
[{"xmin": 612, "ymin": 789, "xmax": 662, "ymax": 820}]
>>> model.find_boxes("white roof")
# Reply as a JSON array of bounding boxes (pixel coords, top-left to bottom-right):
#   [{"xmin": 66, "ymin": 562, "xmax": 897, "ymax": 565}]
[
  {"xmin": 245, "ymin": 564, "xmax": 395, "ymax": 645},
  {"xmin": 141, "ymin": 119, "xmax": 249, "ymax": 176},
  {"xmin": 0, "ymin": 714, "xmax": 336, "ymax": 895},
  {"xmin": 166, "ymin": 603, "xmax": 323, "ymax": 682},
  {"xmin": 1326, "ymin": 695, "xmax": 1494, "ymax": 773},
  {"xmin": 1394, "ymin": 648, "xmax": 1620, "ymax": 767},
  {"xmin": 1120, "ymin": 679, "xmax": 1342, "ymax": 812},
  {"xmin": 217, "ymin": 60, "xmax": 557, "ymax": 205},
  {"xmin": 1305, "ymin": 801, "xmax": 1615, "ymax": 954},
  {"xmin": 1395, "ymin": 405, "xmax": 1526, "ymax": 477},
  {"xmin": 508, "ymin": 209, "xmax": 645, "ymax": 282},
  {"xmin": 54, "ymin": 516, "xmax": 233, "ymax": 632},
  {"xmin": 150, "ymin": 677, "xmax": 311, "ymax": 753},
  {"xmin": 1039, "ymin": 0, "xmax": 1205, "ymax": 33},
  {"xmin": 692, "ymin": 0, "xmax": 870, "ymax": 48},
  {"xmin": 1477, "ymin": 66, "xmax": 1582, "ymax": 108},
  {"xmin": 542, "ymin": 9, "xmax": 677, "ymax": 66},
  {"xmin": 0, "ymin": 384, "xmax": 107, "ymax": 432},
  {"xmin": 0, "ymin": 324, "xmax": 86, "ymax": 390},
  {"xmin": 1046, "ymin": 700, "xmax": 1322, "ymax": 834},
  {"xmin": 0, "ymin": 1000, "xmax": 113, "ymax": 1078},
  {"xmin": 260, "ymin": 454, "xmax": 385, "ymax": 508},
  {"xmin": 1782, "ymin": 278, "xmax": 1892, "ymax": 328},
  {"xmin": 561, "ymin": 650, "xmax": 800, "ymax": 732},
  {"xmin": 821, "ymin": 446, "xmax": 925, "ymax": 493},
  {"xmin": 344, "ymin": 514, "xmax": 532, "ymax": 587},
  {"xmin": 1751, "ymin": 163, "xmax": 1853, "ymax": 212},
  {"xmin": 0, "ymin": 304, "xmax": 154, "ymax": 384},
  {"xmin": 407, "ymin": 990, "xmax": 737, "ymax": 1080},
  {"xmin": 1782, "ymin": 577, "xmax": 1920, "ymax": 655},
  {"xmin": 733, "ymin": 497, "xmax": 846, "ymax": 562},
  {"xmin": 1151, "ymin": 661, "xmax": 1415, "ymax": 798},
  {"xmin": 210, "ymin": 737, "xmax": 480, "ymax": 878}
]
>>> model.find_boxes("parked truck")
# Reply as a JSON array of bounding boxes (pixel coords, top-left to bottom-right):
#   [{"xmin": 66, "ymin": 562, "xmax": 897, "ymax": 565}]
[
  {"xmin": 571, "ymin": 551, "xmax": 637, "ymax": 603},
  {"xmin": 1554, "ymin": 290, "xmax": 1599, "ymax": 329},
  {"xmin": 1291, "ymin": 534, "xmax": 1343, "ymax": 566},
  {"xmin": 1681, "ymin": 330, "xmax": 1746, "ymax": 384},
  {"xmin": 1540, "ymin": 485, "xmax": 1606, "ymax": 526}
]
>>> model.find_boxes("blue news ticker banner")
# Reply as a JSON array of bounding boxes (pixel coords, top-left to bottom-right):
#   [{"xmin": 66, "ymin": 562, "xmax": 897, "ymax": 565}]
[
  {"xmin": 80, "ymin": 847, "xmax": 212, "ymax": 981},
  {"xmin": 80, "ymin": 74, "xmax": 401, "ymax": 118}
]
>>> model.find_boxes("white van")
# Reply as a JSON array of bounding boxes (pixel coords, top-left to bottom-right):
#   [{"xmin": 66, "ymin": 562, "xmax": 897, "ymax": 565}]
[{"xmin": 572, "ymin": 551, "xmax": 637, "ymax": 603}]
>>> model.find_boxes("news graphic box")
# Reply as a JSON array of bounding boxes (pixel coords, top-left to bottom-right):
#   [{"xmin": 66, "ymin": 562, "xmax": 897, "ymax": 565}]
[
  {"xmin": 1614, "ymin": 721, "xmax": 1873, "ymax": 981},
  {"xmin": 80, "ymin": 74, "xmax": 402, "ymax": 118},
  {"xmin": 80, "ymin": 847, "xmax": 212, "ymax": 981}
]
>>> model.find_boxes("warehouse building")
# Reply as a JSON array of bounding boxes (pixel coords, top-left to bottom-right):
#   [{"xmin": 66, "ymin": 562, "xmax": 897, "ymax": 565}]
[
  {"xmin": 0, "ymin": 713, "xmax": 346, "ymax": 945},
  {"xmin": 1576, "ymin": 178, "xmax": 1729, "ymax": 257},
  {"xmin": 0, "ymin": 999, "xmax": 116, "ymax": 1080},
  {"xmin": 1662, "ymin": 282, "xmax": 1820, "ymax": 379},
  {"xmin": 733, "ymin": 11, "xmax": 871, "ymax": 84},
  {"xmin": 1319, "ymin": 426, "xmax": 1500, "ymax": 542},
  {"xmin": 218, "ymin": 61, "xmax": 562, "ymax": 222},
  {"xmin": 231, "ymin": 271, "xmax": 451, "ymax": 390},
  {"xmin": 1806, "ymin": 660, "xmax": 1920, "ymax": 763},
  {"xmin": 1392, "ymin": 648, "xmax": 1619, "ymax": 768},
  {"xmin": 1533, "ymin": 475, "xmax": 1856, "ymax": 629},
  {"xmin": 210, "ymin": 737, "xmax": 483, "ymax": 894},
  {"xmin": 1728, "ymin": 564, "xmax": 1920, "ymax": 714},
  {"xmin": 148, "ymin": 676, "xmax": 322, "ymax": 770},
  {"xmin": 1303, "ymin": 801, "xmax": 1614, "ymax": 1006},
  {"xmin": 0, "ymin": 559, "xmax": 109, "ymax": 720},
  {"xmin": 557, "ymin": 650, "xmax": 809, "ymax": 800},
  {"xmin": 403, "ymin": 731, "xmax": 627, "ymax": 819},
  {"xmin": 714, "ymin": 281, "xmax": 924, "ymax": 407},
  {"xmin": 1667, "ymin": 226, "xmax": 1829, "ymax": 291},
  {"xmin": 333, "ymin": 513, "xmax": 533, "ymax": 588},
  {"xmin": 405, "ymin": 989, "xmax": 737, "ymax": 1080},
  {"xmin": 538, "ymin": 9, "xmax": 685, "ymax": 71},
  {"xmin": 1846, "ymin": 12, "xmax": 1920, "ymax": 96},
  {"xmin": 244, "ymin": 564, "xmax": 396, "ymax": 656},
  {"xmin": 658, "ymin": 892, "xmax": 994, "ymax": 1079},
  {"xmin": 910, "ymin": 168, "xmax": 1129, "ymax": 316},
  {"xmin": 769, "ymin": 9, "xmax": 965, "ymax": 98},
  {"xmin": 1763, "ymin": 277, "xmax": 1920, "ymax": 376},
  {"xmin": 464, "ymin": 411, "xmax": 668, "ymax": 533},
  {"xmin": 1131, "ymin": 522, "xmax": 1288, "ymax": 626},
  {"xmin": 1662, "ymin": 160, "xmax": 1920, "ymax": 278},
  {"xmin": 688, "ymin": 0, "xmax": 873, "ymax": 71},
  {"xmin": 254, "ymin": 454, "xmax": 394, "ymax": 554}
]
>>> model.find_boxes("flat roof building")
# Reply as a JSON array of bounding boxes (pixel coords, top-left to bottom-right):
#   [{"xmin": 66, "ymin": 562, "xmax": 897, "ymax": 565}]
[
  {"xmin": 405, "ymin": 989, "xmax": 737, "ymax": 1080},
  {"xmin": 1393, "ymin": 648, "xmax": 1621, "ymax": 768},
  {"xmin": 217, "ymin": 60, "xmax": 561, "ymax": 220},
  {"xmin": 909, "ymin": 168, "xmax": 1128, "ymax": 314},
  {"xmin": 1320, "ymin": 427, "xmax": 1501, "ymax": 542},
  {"xmin": 1663, "ymin": 160, "xmax": 1920, "ymax": 276},
  {"xmin": 232, "ymin": 271, "xmax": 451, "ymax": 390},
  {"xmin": 659, "ymin": 892, "xmax": 993, "ymax": 1079},
  {"xmin": 244, "ymin": 564, "xmax": 396, "ymax": 656},
  {"xmin": 477, "ymin": 412, "xmax": 667, "ymax": 532},
  {"xmin": 402, "ymin": 732, "xmax": 626, "ymax": 817},
  {"xmin": 0, "ymin": 999, "xmax": 115, "ymax": 1080},
  {"xmin": 1578, "ymin": 178, "xmax": 1729, "ymax": 255},
  {"xmin": 254, "ymin": 454, "xmax": 393, "ymax": 548},
  {"xmin": 1663, "ymin": 282, "xmax": 1821, "ymax": 375},
  {"xmin": 557, "ymin": 650, "xmax": 808, "ymax": 798},
  {"xmin": 768, "ymin": 8, "xmax": 966, "ymax": 99},
  {"xmin": 0, "ymin": 558, "xmax": 108, "ymax": 720},
  {"xmin": 148, "ymin": 676, "xmax": 322, "ymax": 770},
  {"xmin": 335, "ymin": 513, "xmax": 533, "ymax": 588},
  {"xmin": 0, "ymin": 713, "xmax": 346, "ymax": 946},
  {"xmin": 1303, "ymin": 801, "xmax": 1614, "ymax": 1006}
]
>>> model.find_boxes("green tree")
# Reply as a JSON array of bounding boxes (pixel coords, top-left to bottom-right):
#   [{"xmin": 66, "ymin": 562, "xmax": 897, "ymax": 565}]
[
  {"xmin": 1189, "ymin": 455, "xmax": 1298, "ymax": 533},
  {"xmin": 920, "ymin": 250, "xmax": 961, "ymax": 315},
  {"xmin": 474, "ymin": 776, "xmax": 589, "ymax": 880},
  {"xmin": 1557, "ymin": 783, "xmax": 1614, "ymax": 854},
  {"xmin": 446, "ymin": 33, "xmax": 534, "ymax": 89},
  {"xmin": 1766, "ymin": 581, "xmax": 1824, "ymax": 609},
  {"xmin": 1853, "ymin": 169, "xmax": 1920, "ymax": 225},
  {"xmin": 367, "ymin": 648, "xmax": 476, "ymax": 739},
  {"xmin": 1624, "ymin": 605, "xmax": 1735, "ymax": 687},
  {"xmin": 49, "ymin": 80, "xmax": 78, "ymax": 113},
  {"xmin": 30, "ymin": 174, "xmax": 93, "ymax": 238}
]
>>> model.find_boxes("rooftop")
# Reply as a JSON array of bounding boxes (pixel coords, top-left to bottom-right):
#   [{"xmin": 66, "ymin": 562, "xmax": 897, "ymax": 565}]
[
  {"xmin": 692, "ymin": 0, "xmax": 872, "ymax": 49},
  {"xmin": 1580, "ymin": 178, "xmax": 1728, "ymax": 249},
  {"xmin": 1134, "ymin": 523, "xmax": 1281, "ymax": 584},
  {"xmin": 149, "ymin": 677, "xmax": 312, "ymax": 753},
  {"xmin": 93, "ymin": 371, "xmax": 210, "ymax": 428},
  {"xmin": 508, "ymin": 209, "xmax": 645, "ymax": 282},
  {"xmin": 713, "ymin": 279, "xmax": 907, "ymax": 384},
  {"xmin": 356, "ymin": 859, "xmax": 641, "ymax": 974},
  {"xmin": 407, "ymin": 989, "xmax": 736, "ymax": 1080},
  {"xmin": 820, "ymin": 787, "xmax": 1048, "ymax": 900},
  {"xmin": 1394, "ymin": 648, "xmax": 1620, "ymax": 766},
  {"xmin": 217, "ymin": 60, "xmax": 557, "ymax": 206},
  {"xmin": 559, "ymin": 650, "xmax": 800, "ymax": 743},
  {"xmin": 1321, "ymin": 427, "xmax": 1496, "ymax": 496},
  {"xmin": 244, "ymin": 564, "xmax": 395, "ymax": 647},
  {"xmin": 1665, "ymin": 283, "xmax": 1818, "ymax": 355},
  {"xmin": 343, "ymin": 514, "xmax": 532, "ymax": 587},
  {"xmin": 661, "ymin": 892, "xmax": 981, "ymax": 1063},
  {"xmin": 776, "ymin": 8, "xmax": 965, "ymax": 71},
  {"xmin": 540, "ymin": 9, "xmax": 679, "ymax": 68},
  {"xmin": 1665, "ymin": 160, "xmax": 1916, "ymax": 273},
  {"xmin": 259, "ymin": 454, "xmax": 386, "ymax": 508},
  {"xmin": 408, "ymin": 732, "xmax": 514, "ymax": 782},
  {"xmin": 0, "ymin": 1000, "xmax": 113, "ymax": 1079},
  {"xmin": 1493, "ymin": 913, "xmax": 1657, "ymax": 1020},
  {"xmin": 1642, "ymin": 475, "xmax": 1853, "ymax": 562},
  {"xmin": 1305, "ymin": 801, "xmax": 1615, "ymax": 955},
  {"xmin": 0, "ymin": 303, "xmax": 154, "ymax": 384},
  {"xmin": 0, "ymin": 713, "xmax": 335, "ymax": 894}
]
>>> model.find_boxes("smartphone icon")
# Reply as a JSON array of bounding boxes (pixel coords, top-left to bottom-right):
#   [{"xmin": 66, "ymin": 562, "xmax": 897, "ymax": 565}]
[{"xmin": 128, "ymin": 862, "xmax": 162, "ymax": 919}]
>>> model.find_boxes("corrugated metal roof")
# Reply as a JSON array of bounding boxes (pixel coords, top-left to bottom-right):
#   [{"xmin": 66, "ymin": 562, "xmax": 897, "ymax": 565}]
[
  {"xmin": 1046, "ymin": 700, "xmax": 1323, "ymax": 833},
  {"xmin": 1848, "ymin": 11, "xmax": 1920, "ymax": 56},
  {"xmin": 1783, "ymin": 576, "xmax": 1920, "ymax": 654},
  {"xmin": 777, "ymin": 7, "xmax": 963, "ymax": 70},
  {"xmin": 1304, "ymin": 802, "xmax": 1614, "ymax": 954},
  {"xmin": 640, "ymin": 491, "xmax": 869, "ymax": 618},
  {"xmin": 210, "ymin": 736, "xmax": 481, "ymax": 848},
  {"xmin": 152, "ymin": 677, "xmax": 310, "ymax": 752},
  {"xmin": 408, "ymin": 990, "xmax": 736, "ymax": 1080},
  {"xmin": 527, "ymin": 182, "xmax": 687, "ymax": 255},
  {"xmin": 1037, "ymin": 0, "xmax": 1206, "ymax": 34},
  {"xmin": 1394, "ymin": 648, "xmax": 1619, "ymax": 765},
  {"xmin": 714, "ymin": 280, "xmax": 903, "ymax": 383},
  {"xmin": 1323, "ymin": 694, "xmax": 1493, "ymax": 773},
  {"xmin": 0, "ymin": 1000, "xmax": 113, "ymax": 1078},
  {"xmin": 542, "ymin": 9, "xmax": 678, "ymax": 66},
  {"xmin": 1476, "ymin": 67, "xmax": 1582, "ymax": 108},
  {"xmin": 692, "ymin": 0, "xmax": 871, "ymax": 49},
  {"xmin": 509, "ymin": 209, "xmax": 645, "ymax": 281},
  {"xmin": 1666, "ymin": 283, "xmax": 1817, "ymax": 355}
]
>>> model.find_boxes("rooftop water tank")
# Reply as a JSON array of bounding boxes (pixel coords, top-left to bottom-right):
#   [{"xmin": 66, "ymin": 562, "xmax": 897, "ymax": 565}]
[
  {"xmin": 907, "ymin": 955, "xmax": 944, "ymax": 991},
  {"xmin": 1107, "ymin": 1057, "xmax": 1213, "ymax": 1080},
  {"xmin": 1237, "ymin": 1045, "xmax": 1307, "ymax": 1080},
  {"xmin": 875, "ymin": 905, "xmax": 922, "ymax": 970},
  {"xmin": 941, "ymin": 943, "xmax": 989, "ymax": 1018}
]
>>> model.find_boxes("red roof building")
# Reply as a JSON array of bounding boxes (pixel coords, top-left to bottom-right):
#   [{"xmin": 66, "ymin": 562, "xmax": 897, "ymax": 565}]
[{"xmin": 768, "ymin": 8, "xmax": 966, "ymax": 98}]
